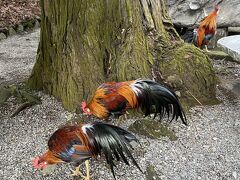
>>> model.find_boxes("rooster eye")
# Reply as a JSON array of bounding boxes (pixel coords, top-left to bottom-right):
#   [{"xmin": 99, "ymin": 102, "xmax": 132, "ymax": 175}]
[{"xmin": 87, "ymin": 108, "xmax": 90, "ymax": 112}]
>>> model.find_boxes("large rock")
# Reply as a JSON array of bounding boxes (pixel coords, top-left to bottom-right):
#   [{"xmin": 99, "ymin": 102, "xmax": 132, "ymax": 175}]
[
  {"xmin": 217, "ymin": 35, "xmax": 240, "ymax": 62},
  {"xmin": 166, "ymin": 0, "xmax": 240, "ymax": 28}
]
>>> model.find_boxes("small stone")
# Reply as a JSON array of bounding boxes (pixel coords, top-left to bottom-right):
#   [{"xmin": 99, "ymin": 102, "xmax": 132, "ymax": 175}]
[
  {"xmin": 0, "ymin": 27, "xmax": 8, "ymax": 34},
  {"xmin": 166, "ymin": 75, "xmax": 183, "ymax": 88},
  {"xmin": 175, "ymin": 91, "xmax": 181, "ymax": 97},
  {"xmin": 35, "ymin": 15, "xmax": 41, "ymax": 21},
  {"xmin": 129, "ymin": 140, "xmax": 138, "ymax": 148},
  {"xmin": 228, "ymin": 27, "xmax": 240, "ymax": 33},
  {"xmin": 8, "ymin": 27, "xmax": 17, "ymax": 36},
  {"xmin": 42, "ymin": 164, "xmax": 56, "ymax": 175},
  {"xmin": 203, "ymin": 145, "xmax": 210, "ymax": 149},
  {"xmin": 0, "ymin": 33, "xmax": 7, "ymax": 40},
  {"xmin": 232, "ymin": 171, "xmax": 237, "ymax": 179},
  {"xmin": 17, "ymin": 24, "xmax": 24, "ymax": 33},
  {"xmin": 182, "ymin": 157, "xmax": 187, "ymax": 161},
  {"xmin": 43, "ymin": 116, "xmax": 46, "ymax": 119},
  {"xmin": 189, "ymin": 2, "xmax": 200, "ymax": 10},
  {"xmin": 99, "ymin": 170, "xmax": 105, "ymax": 175},
  {"xmin": 34, "ymin": 20, "xmax": 40, "ymax": 29}
]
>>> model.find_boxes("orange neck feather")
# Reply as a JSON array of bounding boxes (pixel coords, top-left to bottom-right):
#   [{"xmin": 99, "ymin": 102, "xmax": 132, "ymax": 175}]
[
  {"xmin": 40, "ymin": 150, "xmax": 64, "ymax": 165},
  {"xmin": 199, "ymin": 9, "xmax": 218, "ymax": 31},
  {"xmin": 87, "ymin": 88, "xmax": 109, "ymax": 119}
]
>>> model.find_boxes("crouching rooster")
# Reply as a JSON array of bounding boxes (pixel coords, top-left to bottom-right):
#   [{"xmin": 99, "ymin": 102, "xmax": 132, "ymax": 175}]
[
  {"xmin": 82, "ymin": 79, "xmax": 187, "ymax": 125},
  {"xmin": 32, "ymin": 122, "xmax": 142, "ymax": 179}
]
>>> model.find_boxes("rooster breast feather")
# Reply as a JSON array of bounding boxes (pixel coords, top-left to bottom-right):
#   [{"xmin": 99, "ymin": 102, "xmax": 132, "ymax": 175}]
[
  {"xmin": 47, "ymin": 126, "xmax": 92, "ymax": 163},
  {"xmin": 87, "ymin": 81, "xmax": 136, "ymax": 118}
]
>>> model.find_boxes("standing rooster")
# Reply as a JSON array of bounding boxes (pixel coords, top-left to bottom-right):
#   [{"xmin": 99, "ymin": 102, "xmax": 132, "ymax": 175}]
[
  {"xmin": 82, "ymin": 79, "xmax": 187, "ymax": 125},
  {"xmin": 182, "ymin": 5, "xmax": 220, "ymax": 50},
  {"xmin": 32, "ymin": 122, "xmax": 142, "ymax": 180}
]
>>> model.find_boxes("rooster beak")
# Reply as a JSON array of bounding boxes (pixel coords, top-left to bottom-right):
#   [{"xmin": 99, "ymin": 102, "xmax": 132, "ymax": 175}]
[
  {"xmin": 83, "ymin": 108, "xmax": 91, "ymax": 115},
  {"xmin": 32, "ymin": 157, "xmax": 40, "ymax": 168}
]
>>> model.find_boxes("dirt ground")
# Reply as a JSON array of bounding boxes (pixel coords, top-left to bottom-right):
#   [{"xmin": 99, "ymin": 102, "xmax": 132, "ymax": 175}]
[{"xmin": 0, "ymin": 0, "xmax": 40, "ymax": 28}]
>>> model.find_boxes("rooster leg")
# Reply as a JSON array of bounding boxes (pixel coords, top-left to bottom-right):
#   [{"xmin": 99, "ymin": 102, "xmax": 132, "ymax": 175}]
[
  {"xmin": 84, "ymin": 160, "xmax": 90, "ymax": 180},
  {"xmin": 205, "ymin": 45, "xmax": 209, "ymax": 52},
  {"xmin": 203, "ymin": 8, "xmax": 207, "ymax": 17},
  {"xmin": 70, "ymin": 165, "xmax": 85, "ymax": 178},
  {"xmin": 116, "ymin": 115, "xmax": 125, "ymax": 125}
]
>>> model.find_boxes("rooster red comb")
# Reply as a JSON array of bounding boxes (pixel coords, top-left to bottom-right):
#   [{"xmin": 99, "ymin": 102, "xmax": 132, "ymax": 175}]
[
  {"xmin": 215, "ymin": 5, "xmax": 220, "ymax": 11},
  {"xmin": 81, "ymin": 101, "xmax": 87, "ymax": 110},
  {"xmin": 32, "ymin": 157, "xmax": 40, "ymax": 168}
]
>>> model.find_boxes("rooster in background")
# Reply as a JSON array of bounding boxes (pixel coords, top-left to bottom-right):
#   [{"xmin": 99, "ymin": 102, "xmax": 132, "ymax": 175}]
[
  {"xmin": 182, "ymin": 5, "xmax": 220, "ymax": 50},
  {"xmin": 82, "ymin": 79, "xmax": 187, "ymax": 125},
  {"xmin": 32, "ymin": 122, "xmax": 142, "ymax": 180}
]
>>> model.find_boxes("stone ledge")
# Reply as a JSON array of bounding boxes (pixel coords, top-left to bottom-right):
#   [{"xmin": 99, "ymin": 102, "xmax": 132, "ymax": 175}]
[
  {"xmin": 217, "ymin": 35, "xmax": 240, "ymax": 63},
  {"xmin": 206, "ymin": 50, "xmax": 233, "ymax": 62},
  {"xmin": 0, "ymin": 18, "xmax": 40, "ymax": 41}
]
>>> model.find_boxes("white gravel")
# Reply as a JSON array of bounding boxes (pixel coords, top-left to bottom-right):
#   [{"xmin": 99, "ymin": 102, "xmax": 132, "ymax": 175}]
[
  {"xmin": 0, "ymin": 30, "xmax": 239, "ymax": 180},
  {"xmin": 0, "ymin": 30, "xmax": 39, "ymax": 85}
]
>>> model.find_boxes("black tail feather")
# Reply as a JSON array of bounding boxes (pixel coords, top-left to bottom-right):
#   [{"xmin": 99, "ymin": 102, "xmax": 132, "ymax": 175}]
[
  {"xmin": 85, "ymin": 122, "xmax": 142, "ymax": 179},
  {"xmin": 182, "ymin": 29, "xmax": 197, "ymax": 45},
  {"xmin": 132, "ymin": 79, "xmax": 187, "ymax": 125}
]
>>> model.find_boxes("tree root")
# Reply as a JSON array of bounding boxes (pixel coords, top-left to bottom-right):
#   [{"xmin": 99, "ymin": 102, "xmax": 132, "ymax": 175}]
[
  {"xmin": 11, "ymin": 101, "xmax": 38, "ymax": 117},
  {"xmin": 0, "ymin": 84, "xmax": 41, "ymax": 117}
]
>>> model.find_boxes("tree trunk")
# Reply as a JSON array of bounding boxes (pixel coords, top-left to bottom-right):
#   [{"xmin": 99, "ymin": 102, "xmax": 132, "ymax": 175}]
[{"xmin": 28, "ymin": 0, "xmax": 217, "ymax": 111}]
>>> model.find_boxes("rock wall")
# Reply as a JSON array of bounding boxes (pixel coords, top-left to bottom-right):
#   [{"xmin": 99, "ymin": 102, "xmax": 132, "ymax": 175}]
[{"xmin": 166, "ymin": 0, "xmax": 240, "ymax": 28}]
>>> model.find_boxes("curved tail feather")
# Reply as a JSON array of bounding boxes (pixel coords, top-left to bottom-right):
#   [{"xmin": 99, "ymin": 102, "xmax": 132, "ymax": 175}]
[
  {"xmin": 182, "ymin": 30, "xmax": 194, "ymax": 43},
  {"xmin": 182, "ymin": 29, "xmax": 198, "ymax": 46},
  {"xmin": 131, "ymin": 79, "xmax": 187, "ymax": 125},
  {"xmin": 83, "ymin": 122, "xmax": 142, "ymax": 179}
]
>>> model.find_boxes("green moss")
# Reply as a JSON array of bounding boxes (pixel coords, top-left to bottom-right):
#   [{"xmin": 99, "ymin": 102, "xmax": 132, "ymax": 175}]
[
  {"xmin": 145, "ymin": 165, "xmax": 161, "ymax": 180},
  {"xmin": 22, "ymin": 19, "xmax": 36, "ymax": 29},
  {"xmin": 160, "ymin": 44, "xmax": 218, "ymax": 109},
  {"xmin": 0, "ymin": 87, "xmax": 12, "ymax": 106},
  {"xmin": 128, "ymin": 119, "xmax": 178, "ymax": 141}
]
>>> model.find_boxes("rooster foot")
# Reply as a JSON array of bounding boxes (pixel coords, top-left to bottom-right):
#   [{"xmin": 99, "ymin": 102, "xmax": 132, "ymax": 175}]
[
  {"xmin": 204, "ymin": 45, "xmax": 210, "ymax": 52},
  {"xmin": 116, "ymin": 113, "xmax": 128, "ymax": 125},
  {"xmin": 70, "ymin": 166, "xmax": 85, "ymax": 179}
]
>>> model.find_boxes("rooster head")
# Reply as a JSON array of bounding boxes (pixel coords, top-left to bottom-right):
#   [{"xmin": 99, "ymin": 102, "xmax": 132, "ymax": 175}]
[
  {"xmin": 32, "ymin": 156, "xmax": 48, "ymax": 169},
  {"xmin": 81, "ymin": 101, "xmax": 92, "ymax": 115},
  {"xmin": 215, "ymin": 5, "xmax": 220, "ymax": 14}
]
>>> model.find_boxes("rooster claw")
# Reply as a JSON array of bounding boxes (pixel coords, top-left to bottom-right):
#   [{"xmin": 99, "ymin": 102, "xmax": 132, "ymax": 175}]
[
  {"xmin": 70, "ymin": 165, "xmax": 90, "ymax": 180},
  {"xmin": 70, "ymin": 166, "xmax": 85, "ymax": 178}
]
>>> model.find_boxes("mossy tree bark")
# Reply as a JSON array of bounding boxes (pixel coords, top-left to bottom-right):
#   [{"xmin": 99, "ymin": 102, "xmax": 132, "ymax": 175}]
[{"xmin": 28, "ymin": 0, "xmax": 217, "ymax": 111}]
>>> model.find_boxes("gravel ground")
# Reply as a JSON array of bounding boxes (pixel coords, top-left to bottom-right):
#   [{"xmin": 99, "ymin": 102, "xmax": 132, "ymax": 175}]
[
  {"xmin": 0, "ymin": 29, "xmax": 39, "ymax": 85},
  {"xmin": 0, "ymin": 31, "xmax": 239, "ymax": 180}
]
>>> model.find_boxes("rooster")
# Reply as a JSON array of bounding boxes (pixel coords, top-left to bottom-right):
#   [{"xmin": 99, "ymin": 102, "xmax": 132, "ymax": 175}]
[
  {"xmin": 82, "ymin": 79, "xmax": 187, "ymax": 125},
  {"xmin": 32, "ymin": 122, "xmax": 142, "ymax": 180},
  {"xmin": 182, "ymin": 5, "xmax": 220, "ymax": 50}
]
